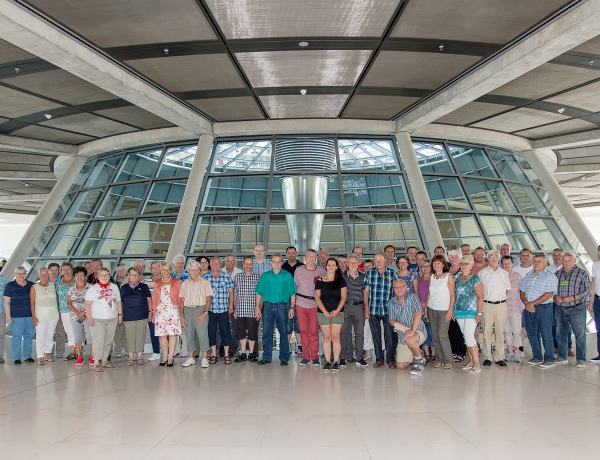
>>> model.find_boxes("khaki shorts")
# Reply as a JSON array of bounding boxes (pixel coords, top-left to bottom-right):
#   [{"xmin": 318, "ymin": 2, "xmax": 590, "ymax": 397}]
[
  {"xmin": 318, "ymin": 311, "xmax": 344, "ymax": 325},
  {"xmin": 396, "ymin": 330, "xmax": 426, "ymax": 363}
]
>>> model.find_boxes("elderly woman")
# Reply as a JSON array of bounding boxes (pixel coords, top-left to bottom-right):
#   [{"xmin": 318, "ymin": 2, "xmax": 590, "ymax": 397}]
[
  {"xmin": 4, "ymin": 266, "xmax": 35, "ymax": 364},
  {"xmin": 152, "ymin": 262, "xmax": 182, "ymax": 366},
  {"xmin": 85, "ymin": 268, "xmax": 122, "ymax": 372},
  {"xmin": 448, "ymin": 249, "xmax": 461, "ymax": 275},
  {"xmin": 56, "ymin": 262, "xmax": 77, "ymax": 361},
  {"xmin": 171, "ymin": 254, "xmax": 190, "ymax": 281},
  {"xmin": 67, "ymin": 267, "xmax": 93, "ymax": 366},
  {"xmin": 453, "ymin": 255, "xmax": 484, "ymax": 374},
  {"xmin": 31, "ymin": 267, "xmax": 60, "ymax": 365},
  {"xmin": 120, "ymin": 267, "xmax": 152, "ymax": 366},
  {"xmin": 427, "ymin": 255, "xmax": 455, "ymax": 369}
]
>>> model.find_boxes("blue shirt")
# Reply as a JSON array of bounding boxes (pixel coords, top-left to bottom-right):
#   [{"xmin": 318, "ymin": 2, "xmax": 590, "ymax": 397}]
[
  {"xmin": 388, "ymin": 292, "xmax": 426, "ymax": 345},
  {"xmin": 363, "ymin": 268, "xmax": 399, "ymax": 316},
  {"xmin": 519, "ymin": 270, "xmax": 557, "ymax": 304},
  {"xmin": 0, "ymin": 275, "xmax": 8, "ymax": 314},
  {"xmin": 120, "ymin": 283, "xmax": 152, "ymax": 321},
  {"xmin": 253, "ymin": 259, "xmax": 271, "ymax": 275},
  {"xmin": 4, "ymin": 280, "xmax": 34, "ymax": 317},
  {"xmin": 171, "ymin": 270, "xmax": 190, "ymax": 282},
  {"xmin": 202, "ymin": 271, "xmax": 234, "ymax": 313}
]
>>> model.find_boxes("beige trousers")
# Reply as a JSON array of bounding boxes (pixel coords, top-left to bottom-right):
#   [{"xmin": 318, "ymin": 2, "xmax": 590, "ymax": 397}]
[{"xmin": 483, "ymin": 302, "xmax": 508, "ymax": 361}]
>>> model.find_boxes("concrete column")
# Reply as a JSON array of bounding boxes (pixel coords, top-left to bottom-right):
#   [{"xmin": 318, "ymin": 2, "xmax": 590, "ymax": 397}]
[
  {"xmin": 166, "ymin": 134, "xmax": 214, "ymax": 263},
  {"xmin": 395, "ymin": 132, "xmax": 444, "ymax": 253},
  {"xmin": 4, "ymin": 155, "xmax": 87, "ymax": 275},
  {"xmin": 524, "ymin": 149, "xmax": 598, "ymax": 261}
]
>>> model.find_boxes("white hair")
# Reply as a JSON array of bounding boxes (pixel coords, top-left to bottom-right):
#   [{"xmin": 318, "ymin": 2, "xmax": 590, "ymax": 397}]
[{"xmin": 172, "ymin": 254, "xmax": 185, "ymax": 264}]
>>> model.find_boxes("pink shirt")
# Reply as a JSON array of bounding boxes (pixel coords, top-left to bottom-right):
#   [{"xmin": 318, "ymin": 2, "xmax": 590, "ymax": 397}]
[{"xmin": 294, "ymin": 265, "xmax": 326, "ymax": 309}]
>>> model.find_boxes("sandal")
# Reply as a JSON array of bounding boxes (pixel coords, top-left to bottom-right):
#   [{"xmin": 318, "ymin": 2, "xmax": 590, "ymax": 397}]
[
  {"xmin": 64, "ymin": 353, "xmax": 76, "ymax": 361},
  {"xmin": 453, "ymin": 355, "xmax": 464, "ymax": 363},
  {"xmin": 38, "ymin": 358, "xmax": 45, "ymax": 365},
  {"xmin": 433, "ymin": 361, "xmax": 442, "ymax": 368},
  {"xmin": 209, "ymin": 356, "xmax": 217, "ymax": 364},
  {"xmin": 127, "ymin": 359, "xmax": 134, "ymax": 366},
  {"xmin": 224, "ymin": 356, "xmax": 232, "ymax": 364},
  {"xmin": 137, "ymin": 359, "xmax": 145, "ymax": 365},
  {"xmin": 444, "ymin": 363, "xmax": 452, "ymax": 369},
  {"xmin": 44, "ymin": 355, "xmax": 55, "ymax": 362},
  {"xmin": 462, "ymin": 362, "xmax": 473, "ymax": 370}
]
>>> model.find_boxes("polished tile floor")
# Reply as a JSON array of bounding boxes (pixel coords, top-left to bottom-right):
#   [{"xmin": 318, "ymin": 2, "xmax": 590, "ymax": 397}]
[{"xmin": 1, "ymin": 336, "xmax": 599, "ymax": 460}]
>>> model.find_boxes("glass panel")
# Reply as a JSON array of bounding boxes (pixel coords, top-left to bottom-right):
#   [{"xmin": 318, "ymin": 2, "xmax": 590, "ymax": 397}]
[
  {"xmin": 341, "ymin": 174, "xmax": 409, "ymax": 209},
  {"xmin": 533, "ymin": 186, "xmax": 581, "ymax": 251},
  {"xmin": 338, "ymin": 139, "xmax": 398, "ymax": 171},
  {"xmin": 49, "ymin": 193, "xmax": 76, "ymax": 224},
  {"xmin": 69, "ymin": 160, "xmax": 95, "ymax": 192},
  {"xmin": 448, "ymin": 145, "xmax": 497, "ymax": 177},
  {"xmin": 192, "ymin": 214, "xmax": 265, "ymax": 253},
  {"xmin": 202, "ymin": 176, "xmax": 269, "ymax": 211},
  {"xmin": 65, "ymin": 189, "xmax": 104, "ymax": 220},
  {"xmin": 413, "ymin": 142, "xmax": 454, "ymax": 173},
  {"xmin": 27, "ymin": 259, "xmax": 51, "ymax": 282},
  {"xmin": 463, "ymin": 179, "xmax": 515, "ymax": 212},
  {"xmin": 142, "ymin": 180, "xmax": 187, "ymax": 214},
  {"xmin": 526, "ymin": 217, "xmax": 570, "ymax": 251},
  {"xmin": 115, "ymin": 149, "xmax": 162, "ymax": 182},
  {"xmin": 125, "ymin": 218, "xmax": 176, "ymax": 255},
  {"xmin": 478, "ymin": 215, "xmax": 535, "ymax": 250},
  {"xmin": 488, "ymin": 149, "xmax": 528, "ymax": 182},
  {"xmin": 506, "ymin": 184, "xmax": 549, "ymax": 215},
  {"xmin": 42, "ymin": 222, "xmax": 86, "ymax": 256},
  {"xmin": 212, "ymin": 140, "xmax": 272, "ymax": 173},
  {"xmin": 514, "ymin": 153, "xmax": 542, "ymax": 186},
  {"xmin": 83, "ymin": 156, "xmax": 121, "ymax": 188},
  {"xmin": 347, "ymin": 213, "xmax": 420, "ymax": 254},
  {"xmin": 423, "ymin": 176, "xmax": 470, "ymax": 210},
  {"xmin": 76, "ymin": 220, "xmax": 133, "ymax": 256},
  {"xmin": 29, "ymin": 225, "xmax": 56, "ymax": 258},
  {"xmin": 435, "ymin": 213, "xmax": 486, "ymax": 250},
  {"xmin": 97, "ymin": 183, "xmax": 148, "ymax": 217},
  {"xmin": 157, "ymin": 145, "xmax": 197, "ymax": 177}
]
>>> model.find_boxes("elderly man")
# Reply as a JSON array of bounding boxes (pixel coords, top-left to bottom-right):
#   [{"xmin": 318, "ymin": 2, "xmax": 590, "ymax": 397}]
[
  {"xmin": 513, "ymin": 249, "xmax": 533, "ymax": 278},
  {"xmin": 547, "ymin": 248, "xmax": 572, "ymax": 355},
  {"xmin": 519, "ymin": 254, "xmax": 557, "ymax": 368},
  {"xmin": 472, "ymin": 247, "xmax": 488, "ymax": 274},
  {"xmin": 554, "ymin": 253, "xmax": 590, "ymax": 368},
  {"xmin": 233, "ymin": 257, "xmax": 260, "ymax": 362},
  {"xmin": 253, "ymin": 245, "xmax": 271, "ymax": 275},
  {"xmin": 318, "ymin": 250, "xmax": 329, "ymax": 268},
  {"xmin": 353, "ymin": 246, "xmax": 365, "ymax": 273},
  {"xmin": 221, "ymin": 254, "xmax": 242, "ymax": 354},
  {"xmin": 364, "ymin": 252, "xmax": 400, "ymax": 368},
  {"xmin": 461, "ymin": 244, "xmax": 471, "ymax": 256},
  {"xmin": 388, "ymin": 279, "xmax": 427, "ymax": 375},
  {"xmin": 588, "ymin": 245, "xmax": 600, "ymax": 364},
  {"xmin": 340, "ymin": 255, "xmax": 368, "ymax": 368},
  {"xmin": 547, "ymin": 248, "xmax": 563, "ymax": 274},
  {"xmin": 255, "ymin": 253, "xmax": 296, "ymax": 366},
  {"xmin": 295, "ymin": 249, "xmax": 326, "ymax": 366},
  {"xmin": 202, "ymin": 257, "xmax": 235, "ymax": 364},
  {"xmin": 337, "ymin": 255, "xmax": 348, "ymax": 273},
  {"xmin": 478, "ymin": 249, "xmax": 511, "ymax": 367},
  {"xmin": 384, "ymin": 245, "xmax": 396, "ymax": 271},
  {"xmin": 500, "ymin": 243, "xmax": 512, "ymax": 259},
  {"xmin": 180, "ymin": 261, "xmax": 213, "ymax": 368}
]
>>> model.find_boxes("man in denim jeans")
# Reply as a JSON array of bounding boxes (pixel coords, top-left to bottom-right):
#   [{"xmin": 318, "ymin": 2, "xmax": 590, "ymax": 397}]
[
  {"xmin": 554, "ymin": 253, "xmax": 590, "ymax": 368},
  {"xmin": 519, "ymin": 255, "xmax": 557, "ymax": 368}
]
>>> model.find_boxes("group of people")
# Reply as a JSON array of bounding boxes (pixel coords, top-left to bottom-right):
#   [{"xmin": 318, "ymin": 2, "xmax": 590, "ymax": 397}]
[{"xmin": 1, "ymin": 242, "xmax": 599, "ymax": 376}]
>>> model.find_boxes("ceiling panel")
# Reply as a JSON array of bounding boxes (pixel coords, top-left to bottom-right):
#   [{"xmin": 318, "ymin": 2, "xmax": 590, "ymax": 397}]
[
  {"xmin": 126, "ymin": 54, "xmax": 246, "ymax": 92},
  {"xmin": 10, "ymin": 125, "xmax": 95, "ymax": 144},
  {"xmin": 514, "ymin": 118, "xmax": 598, "ymax": 139},
  {"xmin": 435, "ymin": 102, "xmax": 514, "ymax": 126},
  {"xmin": 188, "ymin": 97, "xmax": 265, "ymax": 122},
  {"xmin": 26, "ymin": 0, "xmax": 216, "ymax": 47},
  {"xmin": 206, "ymin": 0, "xmax": 400, "ymax": 39},
  {"xmin": 260, "ymin": 94, "xmax": 348, "ymax": 118},
  {"xmin": 342, "ymin": 95, "xmax": 420, "ymax": 119},
  {"xmin": 559, "ymin": 145, "xmax": 600, "ymax": 160},
  {"xmin": 0, "ymin": 86, "xmax": 63, "ymax": 118},
  {"xmin": 7, "ymin": 69, "xmax": 117, "ymax": 105},
  {"xmin": 490, "ymin": 63, "xmax": 600, "ymax": 100},
  {"xmin": 471, "ymin": 107, "xmax": 570, "ymax": 132},
  {"xmin": 94, "ymin": 106, "xmax": 174, "ymax": 130},
  {"xmin": 545, "ymin": 80, "xmax": 600, "ymax": 112},
  {"xmin": 0, "ymin": 38, "xmax": 37, "ymax": 64},
  {"xmin": 572, "ymin": 35, "xmax": 600, "ymax": 55},
  {"xmin": 236, "ymin": 50, "xmax": 371, "ymax": 87},
  {"xmin": 362, "ymin": 51, "xmax": 480, "ymax": 89},
  {"xmin": 39, "ymin": 113, "xmax": 137, "ymax": 137},
  {"xmin": 391, "ymin": 0, "xmax": 570, "ymax": 44}
]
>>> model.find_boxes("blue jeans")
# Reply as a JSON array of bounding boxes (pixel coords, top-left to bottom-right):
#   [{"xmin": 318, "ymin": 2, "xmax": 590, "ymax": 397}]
[
  {"xmin": 147, "ymin": 321, "xmax": 160, "ymax": 354},
  {"xmin": 555, "ymin": 303, "xmax": 587, "ymax": 361},
  {"xmin": 11, "ymin": 316, "xmax": 34, "ymax": 360},
  {"xmin": 262, "ymin": 302, "xmax": 290, "ymax": 362},
  {"xmin": 524, "ymin": 303, "xmax": 554, "ymax": 362},
  {"xmin": 208, "ymin": 311, "xmax": 232, "ymax": 347},
  {"xmin": 552, "ymin": 302, "xmax": 572, "ymax": 349},
  {"xmin": 593, "ymin": 297, "xmax": 600, "ymax": 358}
]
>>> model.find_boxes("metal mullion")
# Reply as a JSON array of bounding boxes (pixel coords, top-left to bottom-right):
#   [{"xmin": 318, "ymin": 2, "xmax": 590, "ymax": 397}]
[
  {"xmin": 335, "ymin": 135, "xmax": 351, "ymax": 255},
  {"xmin": 117, "ymin": 181, "xmax": 155, "ymax": 263},
  {"xmin": 69, "ymin": 186, "xmax": 108, "ymax": 256}
]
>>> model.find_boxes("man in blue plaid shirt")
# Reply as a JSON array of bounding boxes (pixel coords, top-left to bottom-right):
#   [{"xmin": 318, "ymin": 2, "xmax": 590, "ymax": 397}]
[{"xmin": 363, "ymin": 253, "xmax": 399, "ymax": 368}]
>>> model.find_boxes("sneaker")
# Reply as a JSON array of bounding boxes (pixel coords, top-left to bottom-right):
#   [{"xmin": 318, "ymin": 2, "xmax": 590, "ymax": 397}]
[
  {"xmin": 14, "ymin": 360, "xmax": 22, "ymax": 364},
  {"xmin": 296, "ymin": 345, "xmax": 302, "ymax": 355},
  {"xmin": 181, "ymin": 352, "xmax": 189, "ymax": 358},
  {"xmin": 234, "ymin": 354, "xmax": 248, "ymax": 363},
  {"xmin": 554, "ymin": 357, "xmax": 567, "ymax": 364},
  {"xmin": 323, "ymin": 362, "xmax": 331, "ymax": 371},
  {"xmin": 505, "ymin": 353, "xmax": 513, "ymax": 362},
  {"xmin": 539, "ymin": 361, "xmax": 555, "ymax": 369},
  {"xmin": 182, "ymin": 357, "xmax": 195, "ymax": 367},
  {"xmin": 312, "ymin": 358, "xmax": 320, "ymax": 367},
  {"xmin": 89, "ymin": 357, "xmax": 95, "ymax": 366},
  {"xmin": 527, "ymin": 358, "xmax": 542, "ymax": 366},
  {"xmin": 93, "ymin": 364, "xmax": 103, "ymax": 372},
  {"xmin": 357, "ymin": 359, "xmax": 369, "ymax": 368},
  {"xmin": 75, "ymin": 356, "xmax": 83, "ymax": 366},
  {"xmin": 469, "ymin": 365, "xmax": 481, "ymax": 374},
  {"xmin": 410, "ymin": 360, "xmax": 424, "ymax": 375},
  {"xmin": 513, "ymin": 354, "xmax": 521, "ymax": 363},
  {"xmin": 115, "ymin": 354, "xmax": 122, "ymax": 358},
  {"xmin": 298, "ymin": 358, "xmax": 310, "ymax": 366},
  {"xmin": 201, "ymin": 358, "xmax": 209, "ymax": 368},
  {"xmin": 339, "ymin": 358, "xmax": 346, "ymax": 368},
  {"xmin": 331, "ymin": 362, "xmax": 340, "ymax": 371},
  {"xmin": 589, "ymin": 356, "xmax": 600, "ymax": 363},
  {"xmin": 148, "ymin": 353, "xmax": 161, "ymax": 361},
  {"xmin": 576, "ymin": 360, "xmax": 585, "ymax": 368},
  {"xmin": 25, "ymin": 357, "xmax": 34, "ymax": 363}
]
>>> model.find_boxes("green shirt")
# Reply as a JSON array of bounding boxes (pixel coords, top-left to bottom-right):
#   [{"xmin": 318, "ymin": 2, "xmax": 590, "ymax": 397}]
[{"xmin": 255, "ymin": 270, "xmax": 296, "ymax": 304}]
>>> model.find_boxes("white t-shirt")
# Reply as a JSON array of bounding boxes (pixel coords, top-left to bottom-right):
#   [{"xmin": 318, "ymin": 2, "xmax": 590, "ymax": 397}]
[
  {"xmin": 85, "ymin": 283, "xmax": 121, "ymax": 319},
  {"xmin": 592, "ymin": 261, "xmax": 600, "ymax": 294},
  {"xmin": 513, "ymin": 264, "xmax": 533, "ymax": 279},
  {"xmin": 546, "ymin": 264, "xmax": 562, "ymax": 274}
]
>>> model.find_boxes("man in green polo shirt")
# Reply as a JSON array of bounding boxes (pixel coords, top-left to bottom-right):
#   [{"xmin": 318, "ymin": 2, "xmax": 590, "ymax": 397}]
[{"xmin": 255, "ymin": 253, "xmax": 296, "ymax": 366}]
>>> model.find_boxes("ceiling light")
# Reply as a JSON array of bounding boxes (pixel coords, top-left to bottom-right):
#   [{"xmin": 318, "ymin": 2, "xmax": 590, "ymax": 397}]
[
  {"xmin": 299, "ymin": 41, "xmax": 309, "ymax": 47},
  {"xmin": 44, "ymin": 114, "xmax": 52, "ymax": 119},
  {"xmin": 14, "ymin": 67, "xmax": 19, "ymax": 73},
  {"xmin": 300, "ymin": 89, "xmax": 307, "ymax": 95},
  {"xmin": 439, "ymin": 44, "xmax": 444, "ymax": 51},
  {"xmin": 164, "ymin": 48, "xmax": 169, "ymax": 55},
  {"xmin": 589, "ymin": 60, "xmax": 595, "ymax": 66},
  {"xmin": 557, "ymin": 107, "xmax": 565, "ymax": 114}
]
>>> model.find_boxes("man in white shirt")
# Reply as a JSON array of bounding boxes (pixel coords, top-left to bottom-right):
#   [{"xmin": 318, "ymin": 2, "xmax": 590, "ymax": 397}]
[
  {"xmin": 512, "ymin": 249, "xmax": 533, "ymax": 278},
  {"xmin": 478, "ymin": 250, "xmax": 511, "ymax": 366},
  {"xmin": 546, "ymin": 248, "xmax": 563, "ymax": 274},
  {"xmin": 588, "ymin": 245, "xmax": 600, "ymax": 363}
]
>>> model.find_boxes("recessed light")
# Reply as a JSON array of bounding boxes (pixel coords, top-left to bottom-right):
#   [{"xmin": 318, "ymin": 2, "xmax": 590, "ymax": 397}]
[
  {"xmin": 300, "ymin": 89, "xmax": 307, "ymax": 95},
  {"xmin": 164, "ymin": 48, "xmax": 169, "ymax": 55},
  {"xmin": 44, "ymin": 114, "xmax": 52, "ymax": 119},
  {"xmin": 299, "ymin": 41, "xmax": 309, "ymax": 47},
  {"xmin": 439, "ymin": 44, "xmax": 444, "ymax": 51},
  {"xmin": 557, "ymin": 108, "xmax": 565, "ymax": 114},
  {"xmin": 589, "ymin": 60, "xmax": 595, "ymax": 66},
  {"xmin": 14, "ymin": 67, "xmax": 19, "ymax": 73}
]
